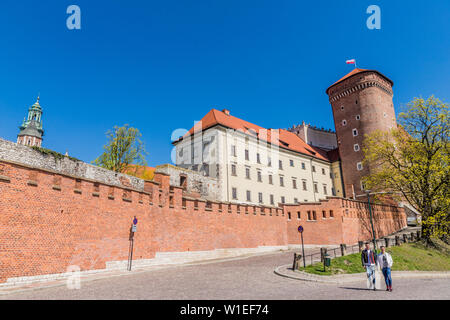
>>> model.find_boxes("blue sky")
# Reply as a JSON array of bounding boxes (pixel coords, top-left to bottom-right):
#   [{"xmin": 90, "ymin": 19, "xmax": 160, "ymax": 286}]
[{"xmin": 0, "ymin": 0, "xmax": 448, "ymax": 166}]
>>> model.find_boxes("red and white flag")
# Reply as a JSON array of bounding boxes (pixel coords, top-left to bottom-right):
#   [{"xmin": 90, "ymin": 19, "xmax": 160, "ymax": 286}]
[{"xmin": 346, "ymin": 59, "xmax": 356, "ymax": 64}]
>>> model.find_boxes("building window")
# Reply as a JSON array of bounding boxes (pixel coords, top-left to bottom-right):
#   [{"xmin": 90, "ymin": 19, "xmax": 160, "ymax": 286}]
[
  {"xmin": 258, "ymin": 192, "xmax": 263, "ymax": 203},
  {"xmin": 312, "ymin": 165, "xmax": 316, "ymax": 172},
  {"xmin": 330, "ymin": 210, "xmax": 334, "ymax": 218},
  {"xmin": 307, "ymin": 211, "xmax": 312, "ymax": 220},
  {"xmin": 232, "ymin": 187, "xmax": 237, "ymax": 200},
  {"xmin": 323, "ymin": 184, "xmax": 327, "ymax": 195},
  {"xmin": 231, "ymin": 145, "xmax": 236, "ymax": 157},
  {"xmin": 268, "ymin": 157, "xmax": 272, "ymax": 167},
  {"xmin": 281, "ymin": 196, "xmax": 285, "ymax": 204},
  {"xmin": 245, "ymin": 149, "xmax": 249, "ymax": 161},
  {"xmin": 357, "ymin": 162, "xmax": 363, "ymax": 171},
  {"xmin": 294, "ymin": 198, "xmax": 298, "ymax": 204},
  {"xmin": 257, "ymin": 170, "xmax": 262, "ymax": 182},
  {"xmin": 297, "ymin": 211, "xmax": 301, "ymax": 219},
  {"xmin": 279, "ymin": 160, "xmax": 283, "ymax": 170},
  {"xmin": 288, "ymin": 212, "xmax": 291, "ymax": 220},
  {"xmin": 356, "ymin": 115, "xmax": 360, "ymax": 120},
  {"xmin": 257, "ymin": 153, "xmax": 261, "ymax": 164},
  {"xmin": 280, "ymin": 176, "xmax": 284, "ymax": 187},
  {"xmin": 231, "ymin": 164, "xmax": 237, "ymax": 176},
  {"xmin": 290, "ymin": 159, "xmax": 294, "ymax": 167},
  {"xmin": 342, "ymin": 119, "xmax": 347, "ymax": 126},
  {"xmin": 354, "ymin": 144, "xmax": 360, "ymax": 152},
  {"xmin": 322, "ymin": 168, "xmax": 325, "ymax": 175},
  {"xmin": 302, "ymin": 180, "xmax": 307, "ymax": 191},
  {"xmin": 322, "ymin": 210, "xmax": 327, "ymax": 218},
  {"xmin": 313, "ymin": 211, "xmax": 317, "ymax": 220},
  {"xmin": 270, "ymin": 194, "xmax": 274, "ymax": 205},
  {"xmin": 314, "ymin": 182, "xmax": 318, "ymax": 193},
  {"xmin": 245, "ymin": 167, "xmax": 251, "ymax": 179},
  {"xmin": 301, "ymin": 162, "xmax": 306, "ymax": 170},
  {"xmin": 341, "ymin": 105, "xmax": 344, "ymax": 110},
  {"xmin": 269, "ymin": 174, "xmax": 273, "ymax": 184},
  {"xmin": 292, "ymin": 178, "xmax": 297, "ymax": 189},
  {"xmin": 246, "ymin": 190, "xmax": 251, "ymax": 201},
  {"xmin": 352, "ymin": 128, "xmax": 358, "ymax": 137}
]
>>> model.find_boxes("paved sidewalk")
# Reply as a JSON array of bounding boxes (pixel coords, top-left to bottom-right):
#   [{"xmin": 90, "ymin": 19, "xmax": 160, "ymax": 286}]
[{"xmin": 275, "ymin": 264, "xmax": 450, "ymax": 284}]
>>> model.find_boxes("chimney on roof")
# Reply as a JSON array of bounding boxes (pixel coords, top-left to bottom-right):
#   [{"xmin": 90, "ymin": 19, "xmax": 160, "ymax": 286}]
[{"xmin": 222, "ymin": 109, "xmax": 230, "ymax": 115}]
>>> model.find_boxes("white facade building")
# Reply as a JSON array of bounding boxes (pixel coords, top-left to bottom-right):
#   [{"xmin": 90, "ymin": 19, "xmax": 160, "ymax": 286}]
[{"xmin": 173, "ymin": 109, "xmax": 341, "ymax": 206}]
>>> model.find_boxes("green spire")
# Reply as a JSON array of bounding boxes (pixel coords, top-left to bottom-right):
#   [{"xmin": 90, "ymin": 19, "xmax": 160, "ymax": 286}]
[{"xmin": 18, "ymin": 95, "xmax": 44, "ymax": 138}]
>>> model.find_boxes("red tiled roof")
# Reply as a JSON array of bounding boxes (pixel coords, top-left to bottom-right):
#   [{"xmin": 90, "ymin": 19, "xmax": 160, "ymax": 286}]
[
  {"xmin": 326, "ymin": 68, "xmax": 394, "ymax": 94},
  {"xmin": 175, "ymin": 109, "xmax": 331, "ymax": 162}
]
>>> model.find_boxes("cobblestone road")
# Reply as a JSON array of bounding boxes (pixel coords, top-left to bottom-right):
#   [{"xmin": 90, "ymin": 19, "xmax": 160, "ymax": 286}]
[{"xmin": 1, "ymin": 250, "xmax": 449, "ymax": 300}]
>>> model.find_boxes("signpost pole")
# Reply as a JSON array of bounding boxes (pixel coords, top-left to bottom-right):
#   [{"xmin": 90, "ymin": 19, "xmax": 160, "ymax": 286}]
[
  {"xmin": 128, "ymin": 216, "xmax": 138, "ymax": 271},
  {"xmin": 298, "ymin": 225, "xmax": 306, "ymax": 268},
  {"xmin": 301, "ymin": 231, "xmax": 306, "ymax": 268},
  {"xmin": 129, "ymin": 236, "xmax": 134, "ymax": 271}
]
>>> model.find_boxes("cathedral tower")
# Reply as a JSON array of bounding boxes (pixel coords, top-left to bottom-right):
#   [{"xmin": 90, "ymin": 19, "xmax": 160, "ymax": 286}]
[
  {"xmin": 17, "ymin": 96, "xmax": 44, "ymax": 147},
  {"xmin": 326, "ymin": 68, "xmax": 396, "ymax": 199}
]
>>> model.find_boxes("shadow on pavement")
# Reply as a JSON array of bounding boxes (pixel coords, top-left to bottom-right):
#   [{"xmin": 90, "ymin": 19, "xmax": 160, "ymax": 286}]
[{"xmin": 338, "ymin": 287, "xmax": 375, "ymax": 291}]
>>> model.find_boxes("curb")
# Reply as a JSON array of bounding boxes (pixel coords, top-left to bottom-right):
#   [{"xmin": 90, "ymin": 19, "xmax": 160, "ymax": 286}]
[{"xmin": 274, "ymin": 264, "xmax": 450, "ymax": 284}]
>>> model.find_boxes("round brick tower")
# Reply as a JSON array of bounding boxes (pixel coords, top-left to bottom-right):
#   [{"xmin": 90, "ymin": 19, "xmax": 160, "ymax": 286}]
[{"xmin": 326, "ymin": 68, "xmax": 396, "ymax": 199}]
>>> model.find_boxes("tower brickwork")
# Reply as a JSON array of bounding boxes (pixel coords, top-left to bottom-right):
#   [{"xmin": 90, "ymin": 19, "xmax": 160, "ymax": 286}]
[{"xmin": 326, "ymin": 69, "xmax": 397, "ymax": 198}]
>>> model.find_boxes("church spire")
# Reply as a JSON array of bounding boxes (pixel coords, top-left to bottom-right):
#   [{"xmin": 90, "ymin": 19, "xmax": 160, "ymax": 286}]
[{"xmin": 17, "ymin": 95, "xmax": 45, "ymax": 147}]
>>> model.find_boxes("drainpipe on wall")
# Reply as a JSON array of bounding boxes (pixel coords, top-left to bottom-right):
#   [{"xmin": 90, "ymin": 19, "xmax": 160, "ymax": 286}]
[{"xmin": 310, "ymin": 158, "xmax": 316, "ymax": 202}]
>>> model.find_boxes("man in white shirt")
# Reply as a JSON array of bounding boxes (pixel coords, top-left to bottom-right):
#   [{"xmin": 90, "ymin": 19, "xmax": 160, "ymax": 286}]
[{"xmin": 377, "ymin": 246, "xmax": 393, "ymax": 292}]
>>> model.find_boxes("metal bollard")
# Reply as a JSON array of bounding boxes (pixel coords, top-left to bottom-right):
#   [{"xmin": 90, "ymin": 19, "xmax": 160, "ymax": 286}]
[
  {"xmin": 395, "ymin": 235, "xmax": 400, "ymax": 246},
  {"xmin": 384, "ymin": 238, "xmax": 390, "ymax": 247},
  {"xmin": 320, "ymin": 248, "xmax": 327, "ymax": 262},
  {"xmin": 340, "ymin": 244, "xmax": 347, "ymax": 256}
]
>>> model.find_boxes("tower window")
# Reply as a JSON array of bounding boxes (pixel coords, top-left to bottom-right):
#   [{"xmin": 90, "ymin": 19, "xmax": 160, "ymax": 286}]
[
  {"xmin": 354, "ymin": 144, "xmax": 360, "ymax": 151},
  {"xmin": 356, "ymin": 115, "xmax": 361, "ymax": 120},
  {"xmin": 342, "ymin": 120, "xmax": 347, "ymax": 126},
  {"xmin": 352, "ymin": 129, "xmax": 358, "ymax": 137},
  {"xmin": 341, "ymin": 105, "xmax": 344, "ymax": 110},
  {"xmin": 357, "ymin": 162, "xmax": 363, "ymax": 171}
]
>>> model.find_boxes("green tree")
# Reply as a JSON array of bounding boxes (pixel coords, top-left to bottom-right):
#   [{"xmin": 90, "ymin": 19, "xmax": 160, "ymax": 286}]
[
  {"xmin": 362, "ymin": 96, "xmax": 449, "ymax": 244},
  {"xmin": 93, "ymin": 124, "xmax": 148, "ymax": 173}
]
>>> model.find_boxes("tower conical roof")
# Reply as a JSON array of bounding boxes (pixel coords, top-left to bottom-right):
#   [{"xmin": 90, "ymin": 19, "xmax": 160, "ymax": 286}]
[{"xmin": 326, "ymin": 68, "xmax": 393, "ymax": 94}]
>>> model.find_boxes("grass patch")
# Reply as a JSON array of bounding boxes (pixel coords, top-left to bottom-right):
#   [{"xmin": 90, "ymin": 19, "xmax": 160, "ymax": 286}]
[{"xmin": 298, "ymin": 242, "xmax": 450, "ymax": 276}]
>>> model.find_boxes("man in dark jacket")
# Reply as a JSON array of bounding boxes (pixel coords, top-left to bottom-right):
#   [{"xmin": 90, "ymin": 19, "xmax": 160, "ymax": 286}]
[{"xmin": 361, "ymin": 242, "xmax": 377, "ymax": 290}]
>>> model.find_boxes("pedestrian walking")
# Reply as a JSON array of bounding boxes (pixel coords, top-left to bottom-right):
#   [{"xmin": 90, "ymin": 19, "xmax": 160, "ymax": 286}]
[
  {"xmin": 361, "ymin": 242, "xmax": 377, "ymax": 290},
  {"xmin": 377, "ymin": 246, "xmax": 393, "ymax": 292}
]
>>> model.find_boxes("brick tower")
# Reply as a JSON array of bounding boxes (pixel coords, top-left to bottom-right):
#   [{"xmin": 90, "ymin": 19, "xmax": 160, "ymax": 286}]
[
  {"xmin": 17, "ymin": 96, "xmax": 44, "ymax": 147},
  {"xmin": 326, "ymin": 68, "xmax": 396, "ymax": 199}
]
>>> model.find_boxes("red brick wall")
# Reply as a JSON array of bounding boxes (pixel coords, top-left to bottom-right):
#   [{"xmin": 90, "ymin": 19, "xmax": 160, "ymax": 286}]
[
  {"xmin": 0, "ymin": 160, "xmax": 406, "ymax": 283},
  {"xmin": 285, "ymin": 198, "xmax": 407, "ymax": 246},
  {"xmin": 0, "ymin": 161, "xmax": 286, "ymax": 283}
]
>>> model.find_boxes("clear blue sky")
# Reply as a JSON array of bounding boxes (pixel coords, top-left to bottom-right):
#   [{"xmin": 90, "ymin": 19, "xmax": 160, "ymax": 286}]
[{"xmin": 0, "ymin": 0, "xmax": 448, "ymax": 166}]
